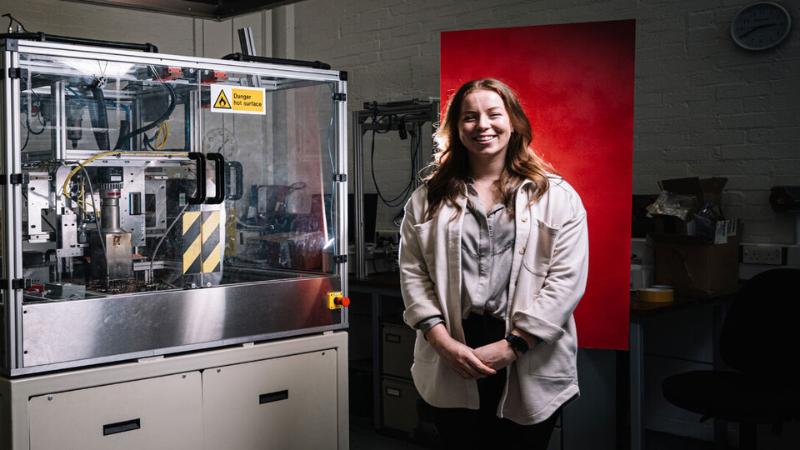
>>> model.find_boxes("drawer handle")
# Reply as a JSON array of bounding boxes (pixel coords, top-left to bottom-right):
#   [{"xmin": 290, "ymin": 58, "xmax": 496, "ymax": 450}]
[
  {"xmin": 103, "ymin": 418, "xmax": 141, "ymax": 436},
  {"xmin": 259, "ymin": 390, "xmax": 289, "ymax": 405},
  {"xmin": 385, "ymin": 333, "xmax": 401, "ymax": 343},
  {"xmin": 385, "ymin": 387, "xmax": 402, "ymax": 398}
]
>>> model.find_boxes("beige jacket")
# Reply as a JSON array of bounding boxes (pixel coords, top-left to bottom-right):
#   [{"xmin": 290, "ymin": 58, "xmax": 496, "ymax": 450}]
[{"xmin": 399, "ymin": 175, "xmax": 588, "ymax": 425}]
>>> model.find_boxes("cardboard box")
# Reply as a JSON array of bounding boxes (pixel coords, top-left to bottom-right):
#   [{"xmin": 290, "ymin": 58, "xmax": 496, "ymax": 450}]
[
  {"xmin": 653, "ymin": 233, "xmax": 740, "ymax": 298},
  {"xmin": 649, "ymin": 177, "xmax": 731, "ymax": 242}
]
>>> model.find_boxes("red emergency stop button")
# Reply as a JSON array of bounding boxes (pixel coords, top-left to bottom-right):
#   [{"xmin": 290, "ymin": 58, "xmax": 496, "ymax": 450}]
[{"xmin": 327, "ymin": 291, "xmax": 349, "ymax": 310}]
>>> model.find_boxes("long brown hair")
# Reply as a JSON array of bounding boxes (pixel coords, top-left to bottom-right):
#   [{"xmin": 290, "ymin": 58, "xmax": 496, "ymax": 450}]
[{"xmin": 423, "ymin": 78, "xmax": 554, "ymax": 220}]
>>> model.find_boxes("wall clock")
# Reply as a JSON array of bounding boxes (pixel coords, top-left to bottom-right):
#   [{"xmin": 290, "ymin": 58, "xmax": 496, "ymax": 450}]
[{"xmin": 730, "ymin": 2, "xmax": 792, "ymax": 51}]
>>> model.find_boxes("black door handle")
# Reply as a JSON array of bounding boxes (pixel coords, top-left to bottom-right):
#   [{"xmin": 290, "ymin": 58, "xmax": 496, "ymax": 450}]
[
  {"xmin": 187, "ymin": 153, "xmax": 206, "ymax": 204},
  {"xmin": 205, "ymin": 153, "xmax": 226, "ymax": 204},
  {"xmin": 226, "ymin": 160, "xmax": 244, "ymax": 201}
]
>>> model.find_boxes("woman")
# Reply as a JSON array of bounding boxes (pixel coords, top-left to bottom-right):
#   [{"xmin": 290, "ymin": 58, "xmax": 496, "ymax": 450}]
[{"xmin": 399, "ymin": 78, "xmax": 589, "ymax": 450}]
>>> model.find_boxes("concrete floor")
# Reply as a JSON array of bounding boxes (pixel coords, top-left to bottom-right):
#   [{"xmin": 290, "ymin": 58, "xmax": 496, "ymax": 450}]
[{"xmin": 351, "ymin": 423, "xmax": 717, "ymax": 450}]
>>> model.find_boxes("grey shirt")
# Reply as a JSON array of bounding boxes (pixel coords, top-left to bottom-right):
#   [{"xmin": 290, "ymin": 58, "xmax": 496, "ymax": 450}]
[
  {"xmin": 460, "ymin": 186, "xmax": 516, "ymax": 320},
  {"xmin": 414, "ymin": 185, "xmax": 516, "ymax": 331}
]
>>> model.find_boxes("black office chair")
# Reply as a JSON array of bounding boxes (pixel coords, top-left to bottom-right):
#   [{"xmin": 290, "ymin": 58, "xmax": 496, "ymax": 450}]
[{"xmin": 662, "ymin": 268, "xmax": 800, "ymax": 450}]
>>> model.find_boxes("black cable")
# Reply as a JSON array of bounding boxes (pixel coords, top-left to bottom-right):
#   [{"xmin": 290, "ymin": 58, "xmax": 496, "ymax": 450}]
[
  {"xmin": 143, "ymin": 130, "xmax": 160, "ymax": 151},
  {"xmin": 370, "ymin": 128, "xmax": 406, "ymax": 207},
  {"xmin": 370, "ymin": 118, "xmax": 421, "ymax": 208},
  {"xmin": 144, "ymin": 134, "xmax": 156, "ymax": 151},
  {"xmin": 114, "ymin": 65, "xmax": 176, "ymax": 149},
  {"xmin": 88, "ymin": 82, "xmax": 110, "ymax": 150},
  {"xmin": 21, "ymin": 117, "xmax": 32, "ymax": 151},
  {"xmin": 391, "ymin": 123, "xmax": 422, "ymax": 226},
  {"xmin": 21, "ymin": 88, "xmax": 46, "ymax": 151},
  {"xmin": 27, "ymin": 111, "xmax": 46, "ymax": 135},
  {"xmin": 2, "ymin": 13, "xmax": 28, "ymax": 32}
]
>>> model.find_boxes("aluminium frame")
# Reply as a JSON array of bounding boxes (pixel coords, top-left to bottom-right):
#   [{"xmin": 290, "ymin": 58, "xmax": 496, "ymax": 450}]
[{"xmin": 0, "ymin": 38, "xmax": 349, "ymax": 376}]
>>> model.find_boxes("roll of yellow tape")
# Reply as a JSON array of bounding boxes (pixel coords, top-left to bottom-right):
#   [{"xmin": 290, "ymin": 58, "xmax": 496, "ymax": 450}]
[{"xmin": 638, "ymin": 287, "xmax": 674, "ymax": 303}]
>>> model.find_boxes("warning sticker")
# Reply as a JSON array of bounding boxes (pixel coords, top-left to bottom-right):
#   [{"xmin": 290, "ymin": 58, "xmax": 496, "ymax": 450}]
[
  {"xmin": 214, "ymin": 90, "xmax": 231, "ymax": 109},
  {"xmin": 210, "ymin": 85, "xmax": 266, "ymax": 115}
]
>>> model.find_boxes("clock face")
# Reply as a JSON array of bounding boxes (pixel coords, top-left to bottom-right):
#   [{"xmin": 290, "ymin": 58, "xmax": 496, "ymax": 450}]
[{"xmin": 731, "ymin": 2, "xmax": 792, "ymax": 51}]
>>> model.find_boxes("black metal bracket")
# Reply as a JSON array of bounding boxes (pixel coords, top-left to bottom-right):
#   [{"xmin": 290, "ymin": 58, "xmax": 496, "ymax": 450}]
[
  {"xmin": 7, "ymin": 67, "xmax": 21, "ymax": 79},
  {"xmin": 1, "ymin": 279, "xmax": 31, "ymax": 290},
  {"xmin": 222, "ymin": 53, "xmax": 330, "ymax": 70},
  {"xmin": 0, "ymin": 32, "xmax": 158, "ymax": 53},
  {"xmin": 333, "ymin": 93, "xmax": 346, "ymax": 102},
  {"xmin": 0, "ymin": 173, "xmax": 29, "ymax": 185},
  {"xmin": 333, "ymin": 173, "xmax": 347, "ymax": 182},
  {"xmin": 4, "ymin": 38, "xmax": 19, "ymax": 52},
  {"xmin": 334, "ymin": 255, "xmax": 348, "ymax": 264}
]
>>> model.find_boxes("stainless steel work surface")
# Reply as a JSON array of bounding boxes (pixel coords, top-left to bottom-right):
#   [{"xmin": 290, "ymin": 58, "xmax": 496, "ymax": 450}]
[{"xmin": 21, "ymin": 276, "xmax": 343, "ymax": 369}]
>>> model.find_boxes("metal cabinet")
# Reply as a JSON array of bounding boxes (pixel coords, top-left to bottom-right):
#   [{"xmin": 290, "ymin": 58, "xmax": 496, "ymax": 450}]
[
  {"xmin": 28, "ymin": 372, "xmax": 202, "ymax": 450},
  {"xmin": 203, "ymin": 350, "xmax": 338, "ymax": 450},
  {"xmin": 0, "ymin": 331, "xmax": 348, "ymax": 450},
  {"xmin": 381, "ymin": 376, "xmax": 420, "ymax": 437},
  {"xmin": 381, "ymin": 322, "xmax": 414, "ymax": 379}
]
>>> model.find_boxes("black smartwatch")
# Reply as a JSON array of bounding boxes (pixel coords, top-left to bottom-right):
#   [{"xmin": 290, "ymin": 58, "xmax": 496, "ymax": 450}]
[{"xmin": 505, "ymin": 334, "xmax": 530, "ymax": 355}]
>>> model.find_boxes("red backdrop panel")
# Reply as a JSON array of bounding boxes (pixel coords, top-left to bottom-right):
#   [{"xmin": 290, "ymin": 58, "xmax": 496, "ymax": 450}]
[{"xmin": 441, "ymin": 20, "xmax": 635, "ymax": 350}]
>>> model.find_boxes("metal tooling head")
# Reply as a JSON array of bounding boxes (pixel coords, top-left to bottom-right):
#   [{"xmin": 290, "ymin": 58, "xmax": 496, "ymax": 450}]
[{"xmin": 90, "ymin": 169, "xmax": 133, "ymax": 282}]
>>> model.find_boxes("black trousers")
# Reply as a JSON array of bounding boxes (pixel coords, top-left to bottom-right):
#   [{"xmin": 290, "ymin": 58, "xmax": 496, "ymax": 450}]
[{"xmin": 430, "ymin": 314, "xmax": 561, "ymax": 450}]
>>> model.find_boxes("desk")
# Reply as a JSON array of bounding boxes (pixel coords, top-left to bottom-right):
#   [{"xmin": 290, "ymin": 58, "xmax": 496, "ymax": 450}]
[{"xmin": 629, "ymin": 294, "xmax": 734, "ymax": 450}]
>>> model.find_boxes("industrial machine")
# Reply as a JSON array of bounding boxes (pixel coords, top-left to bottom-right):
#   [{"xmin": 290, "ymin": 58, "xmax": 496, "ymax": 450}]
[{"xmin": 0, "ymin": 35, "xmax": 349, "ymax": 449}]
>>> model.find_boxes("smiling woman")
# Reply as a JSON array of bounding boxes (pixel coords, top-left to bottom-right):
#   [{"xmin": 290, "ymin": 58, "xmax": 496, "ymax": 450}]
[{"xmin": 399, "ymin": 78, "xmax": 589, "ymax": 449}]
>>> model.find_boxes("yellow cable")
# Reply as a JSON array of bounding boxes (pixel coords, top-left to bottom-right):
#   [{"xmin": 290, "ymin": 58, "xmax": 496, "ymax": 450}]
[
  {"xmin": 154, "ymin": 124, "xmax": 163, "ymax": 149},
  {"xmin": 62, "ymin": 150, "xmax": 189, "ymax": 198},
  {"xmin": 156, "ymin": 122, "xmax": 169, "ymax": 149},
  {"xmin": 78, "ymin": 178, "xmax": 85, "ymax": 212}
]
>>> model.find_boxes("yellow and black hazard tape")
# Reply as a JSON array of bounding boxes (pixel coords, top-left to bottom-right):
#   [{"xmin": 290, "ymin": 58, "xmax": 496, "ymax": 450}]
[
  {"xmin": 201, "ymin": 210, "xmax": 221, "ymax": 273},
  {"xmin": 182, "ymin": 210, "xmax": 221, "ymax": 274}
]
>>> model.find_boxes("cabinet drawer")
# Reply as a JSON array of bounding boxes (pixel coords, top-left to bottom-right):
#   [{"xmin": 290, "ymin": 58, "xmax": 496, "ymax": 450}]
[
  {"xmin": 382, "ymin": 376, "xmax": 420, "ymax": 436},
  {"xmin": 381, "ymin": 322, "xmax": 414, "ymax": 378},
  {"xmin": 28, "ymin": 372, "xmax": 202, "ymax": 450},
  {"xmin": 203, "ymin": 350, "xmax": 338, "ymax": 450}
]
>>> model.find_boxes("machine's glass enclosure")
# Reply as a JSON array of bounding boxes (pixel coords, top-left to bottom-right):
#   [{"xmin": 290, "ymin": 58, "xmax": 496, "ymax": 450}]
[{"xmin": 1, "ymin": 39, "xmax": 347, "ymax": 375}]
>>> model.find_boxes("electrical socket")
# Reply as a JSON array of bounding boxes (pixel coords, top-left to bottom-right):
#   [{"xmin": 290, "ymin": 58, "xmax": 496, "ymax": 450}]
[{"xmin": 741, "ymin": 244, "xmax": 785, "ymax": 265}]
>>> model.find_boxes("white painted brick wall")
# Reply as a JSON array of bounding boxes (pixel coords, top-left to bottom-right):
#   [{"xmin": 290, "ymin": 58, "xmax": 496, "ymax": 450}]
[
  {"xmin": 294, "ymin": 0, "xmax": 800, "ymax": 243},
  {"xmin": 3, "ymin": 0, "xmax": 798, "ymax": 242}
]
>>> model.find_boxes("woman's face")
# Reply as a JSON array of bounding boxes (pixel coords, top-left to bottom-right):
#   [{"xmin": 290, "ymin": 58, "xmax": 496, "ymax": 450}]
[{"xmin": 457, "ymin": 89, "xmax": 513, "ymax": 162}]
